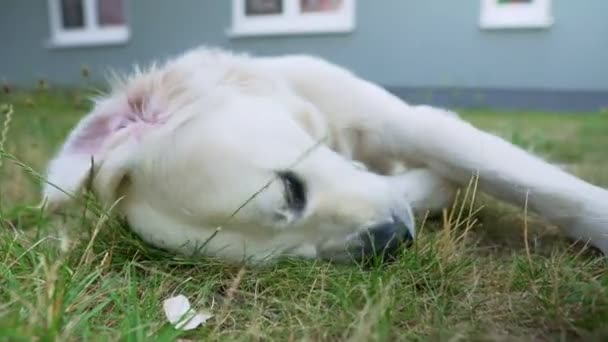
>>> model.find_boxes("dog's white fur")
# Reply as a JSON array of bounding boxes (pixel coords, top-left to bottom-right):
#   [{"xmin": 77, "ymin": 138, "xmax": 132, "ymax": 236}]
[{"xmin": 43, "ymin": 47, "xmax": 608, "ymax": 262}]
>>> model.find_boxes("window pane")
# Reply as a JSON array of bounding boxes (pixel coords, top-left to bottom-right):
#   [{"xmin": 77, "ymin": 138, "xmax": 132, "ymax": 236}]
[
  {"xmin": 61, "ymin": 0, "xmax": 84, "ymax": 28},
  {"xmin": 300, "ymin": 0, "xmax": 343, "ymax": 13},
  {"xmin": 98, "ymin": 0, "xmax": 126, "ymax": 26},
  {"xmin": 245, "ymin": 0, "xmax": 283, "ymax": 16}
]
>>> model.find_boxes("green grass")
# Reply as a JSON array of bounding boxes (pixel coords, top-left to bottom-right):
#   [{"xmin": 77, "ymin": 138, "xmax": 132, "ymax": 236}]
[{"xmin": 1, "ymin": 88, "xmax": 607, "ymax": 341}]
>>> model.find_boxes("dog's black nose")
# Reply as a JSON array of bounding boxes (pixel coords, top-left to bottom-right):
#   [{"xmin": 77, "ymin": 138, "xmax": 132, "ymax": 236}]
[
  {"xmin": 318, "ymin": 212, "xmax": 415, "ymax": 264},
  {"xmin": 353, "ymin": 214, "xmax": 414, "ymax": 263},
  {"xmin": 360, "ymin": 216, "xmax": 413, "ymax": 256}
]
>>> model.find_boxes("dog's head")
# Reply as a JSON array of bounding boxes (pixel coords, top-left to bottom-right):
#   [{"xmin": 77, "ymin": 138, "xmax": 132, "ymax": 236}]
[{"xmin": 42, "ymin": 49, "xmax": 415, "ymax": 264}]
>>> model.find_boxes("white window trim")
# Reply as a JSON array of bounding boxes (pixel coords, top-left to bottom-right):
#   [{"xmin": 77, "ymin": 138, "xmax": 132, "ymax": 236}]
[
  {"xmin": 47, "ymin": 0, "xmax": 130, "ymax": 48},
  {"xmin": 228, "ymin": 0, "xmax": 355, "ymax": 37},
  {"xmin": 480, "ymin": 0, "xmax": 554, "ymax": 29}
]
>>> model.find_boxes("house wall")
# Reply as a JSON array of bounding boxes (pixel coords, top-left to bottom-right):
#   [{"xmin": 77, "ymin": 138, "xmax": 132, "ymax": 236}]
[{"xmin": 1, "ymin": 0, "xmax": 607, "ymax": 111}]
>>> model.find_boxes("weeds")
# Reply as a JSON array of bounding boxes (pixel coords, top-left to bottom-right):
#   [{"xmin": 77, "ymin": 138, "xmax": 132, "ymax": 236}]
[{"xmin": 0, "ymin": 103, "xmax": 13, "ymax": 168}]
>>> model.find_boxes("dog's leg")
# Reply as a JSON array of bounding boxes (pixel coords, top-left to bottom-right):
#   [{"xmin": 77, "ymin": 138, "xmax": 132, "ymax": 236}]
[
  {"xmin": 380, "ymin": 105, "xmax": 608, "ymax": 253},
  {"xmin": 389, "ymin": 169, "xmax": 457, "ymax": 218}
]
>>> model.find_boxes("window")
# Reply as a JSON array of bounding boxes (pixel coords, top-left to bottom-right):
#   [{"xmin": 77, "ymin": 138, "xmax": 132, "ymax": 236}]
[
  {"xmin": 47, "ymin": 0, "xmax": 129, "ymax": 47},
  {"xmin": 229, "ymin": 0, "xmax": 355, "ymax": 37},
  {"xmin": 480, "ymin": 0, "xmax": 553, "ymax": 29}
]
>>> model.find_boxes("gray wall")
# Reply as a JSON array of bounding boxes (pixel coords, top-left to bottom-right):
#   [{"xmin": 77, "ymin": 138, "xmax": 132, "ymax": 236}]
[{"xmin": 2, "ymin": 0, "xmax": 607, "ymax": 110}]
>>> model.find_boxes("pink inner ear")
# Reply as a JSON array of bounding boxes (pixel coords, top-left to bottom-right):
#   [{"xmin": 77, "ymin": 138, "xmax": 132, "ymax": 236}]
[
  {"xmin": 65, "ymin": 106, "xmax": 133, "ymax": 155},
  {"xmin": 64, "ymin": 92, "xmax": 167, "ymax": 155},
  {"xmin": 66, "ymin": 116, "xmax": 110, "ymax": 154}
]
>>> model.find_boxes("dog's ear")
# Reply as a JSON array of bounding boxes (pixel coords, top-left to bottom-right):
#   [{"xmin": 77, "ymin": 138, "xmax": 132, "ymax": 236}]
[
  {"xmin": 41, "ymin": 150, "xmax": 95, "ymax": 212},
  {"xmin": 41, "ymin": 99, "xmax": 136, "ymax": 212}
]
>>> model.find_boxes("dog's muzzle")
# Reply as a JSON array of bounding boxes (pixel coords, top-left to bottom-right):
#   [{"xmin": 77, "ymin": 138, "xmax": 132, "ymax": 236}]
[{"xmin": 318, "ymin": 209, "xmax": 415, "ymax": 264}]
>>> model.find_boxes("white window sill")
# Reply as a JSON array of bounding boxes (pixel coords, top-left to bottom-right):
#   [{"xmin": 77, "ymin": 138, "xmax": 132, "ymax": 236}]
[
  {"xmin": 479, "ymin": 0, "xmax": 554, "ymax": 31},
  {"xmin": 480, "ymin": 18, "xmax": 554, "ymax": 30},
  {"xmin": 46, "ymin": 28, "xmax": 130, "ymax": 48},
  {"xmin": 227, "ymin": 25, "xmax": 354, "ymax": 38}
]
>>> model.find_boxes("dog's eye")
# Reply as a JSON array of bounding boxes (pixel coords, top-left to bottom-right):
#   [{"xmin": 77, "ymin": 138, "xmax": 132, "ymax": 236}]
[{"xmin": 278, "ymin": 171, "xmax": 306, "ymax": 212}]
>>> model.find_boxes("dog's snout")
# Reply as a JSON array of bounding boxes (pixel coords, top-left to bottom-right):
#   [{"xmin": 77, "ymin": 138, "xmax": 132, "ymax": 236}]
[
  {"xmin": 357, "ymin": 214, "xmax": 414, "ymax": 261},
  {"xmin": 318, "ymin": 209, "xmax": 416, "ymax": 264}
]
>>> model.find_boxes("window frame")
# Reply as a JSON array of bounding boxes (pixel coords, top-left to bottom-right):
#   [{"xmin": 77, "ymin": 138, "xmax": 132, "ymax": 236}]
[
  {"xmin": 229, "ymin": 0, "xmax": 356, "ymax": 37},
  {"xmin": 479, "ymin": 0, "xmax": 553, "ymax": 29},
  {"xmin": 47, "ymin": 0, "xmax": 130, "ymax": 48}
]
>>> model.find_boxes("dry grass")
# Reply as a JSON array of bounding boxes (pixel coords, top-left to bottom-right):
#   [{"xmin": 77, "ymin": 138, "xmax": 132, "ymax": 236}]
[{"xmin": 0, "ymin": 88, "xmax": 607, "ymax": 341}]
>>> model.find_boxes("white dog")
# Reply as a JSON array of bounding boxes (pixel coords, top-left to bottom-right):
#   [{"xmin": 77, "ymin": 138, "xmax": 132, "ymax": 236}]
[{"xmin": 42, "ymin": 47, "xmax": 608, "ymax": 263}]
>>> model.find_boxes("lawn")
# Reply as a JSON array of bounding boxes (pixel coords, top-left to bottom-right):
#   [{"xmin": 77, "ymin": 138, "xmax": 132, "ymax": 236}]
[{"xmin": 1, "ymin": 88, "xmax": 607, "ymax": 341}]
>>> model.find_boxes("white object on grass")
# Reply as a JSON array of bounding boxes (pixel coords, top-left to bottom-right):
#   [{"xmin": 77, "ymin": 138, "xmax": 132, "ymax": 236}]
[{"xmin": 163, "ymin": 295, "xmax": 213, "ymax": 330}]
